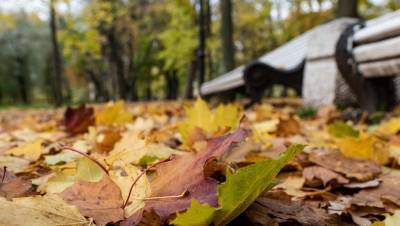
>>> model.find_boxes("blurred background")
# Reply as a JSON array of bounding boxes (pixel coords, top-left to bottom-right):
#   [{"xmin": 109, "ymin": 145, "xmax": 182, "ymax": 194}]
[{"xmin": 0, "ymin": 0, "xmax": 399, "ymax": 107}]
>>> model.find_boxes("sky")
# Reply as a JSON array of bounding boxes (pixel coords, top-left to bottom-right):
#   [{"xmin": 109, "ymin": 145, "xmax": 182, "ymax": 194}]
[
  {"xmin": 0, "ymin": 0, "xmax": 387, "ymax": 21},
  {"xmin": 0, "ymin": 0, "xmax": 82, "ymax": 20}
]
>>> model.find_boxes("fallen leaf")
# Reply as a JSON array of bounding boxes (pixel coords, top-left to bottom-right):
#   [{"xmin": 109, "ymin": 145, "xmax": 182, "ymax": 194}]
[
  {"xmin": 109, "ymin": 161, "xmax": 150, "ymax": 217},
  {"xmin": 122, "ymin": 128, "xmax": 248, "ymax": 225},
  {"xmin": 76, "ymin": 157, "xmax": 104, "ymax": 182},
  {"xmin": 328, "ymin": 121, "xmax": 359, "ymax": 138},
  {"xmin": 335, "ymin": 133, "xmax": 389, "ymax": 165},
  {"xmin": 95, "ymin": 101, "xmax": 133, "ymax": 126},
  {"xmin": 275, "ymin": 117, "xmax": 301, "ymax": 137},
  {"xmin": 106, "ymin": 131, "xmax": 180, "ymax": 166},
  {"xmin": 377, "ymin": 117, "xmax": 400, "ymax": 136},
  {"xmin": 0, "ymin": 156, "xmax": 30, "ymax": 173},
  {"xmin": 178, "ymin": 98, "xmax": 240, "ymax": 146},
  {"xmin": 303, "ymin": 166, "xmax": 349, "ymax": 187},
  {"xmin": 45, "ymin": 151, "xmax": 79, "ymax": 165},
  {"xmin": 0, "ymin": 167, "xmax": 32, "ymax": 199},
  {"xmin": 0, "ymin": 194, "xmax": 89, "ymax": 226},
  {"xmin": 95, "ymin": 128, "xmax": 121, "ymax": 152},
  {"xmin": 245, "ymin": 190, "xmax": 356, "ymax": 226},
  {"xmin": 6, "ymin": 139, "xmax": 43, "ymax": 161},
  {"xmin": 171, "ymin": 199, "xmax": 215, "ymax": 226},
  {"xmin": 351, "ymin": 170, "xmax": 400, "ymax": 212},
  {"xmin": 274, "ymin": 174, "xmax": 307, "ymax": 198},
  {"xmin": 63, "ymin": 104, "xmax": 95, "ymax": 134},
  {"xmin": 60, "ymin": 176, "xmax": 124, "ymax": 226},
  {"xmin": 309, "ymin": 149, "xmax": 381, "ymax": 181},
  {"xmin": 44, "ymin": 171, "xmax": 76, "ymax": 194},
  {"xmin": 214, "ymin": 144, "xmax": 304, "ymax": 225},
  {"xmin": 372, "ymin": 210, "xmax": 400, "ymax": 226}
]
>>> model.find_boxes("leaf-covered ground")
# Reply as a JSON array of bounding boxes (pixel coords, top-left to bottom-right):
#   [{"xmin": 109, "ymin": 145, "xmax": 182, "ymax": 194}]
[{"xmin": 1, "ymin": 99, "xmax": 400, "ymax": 226}]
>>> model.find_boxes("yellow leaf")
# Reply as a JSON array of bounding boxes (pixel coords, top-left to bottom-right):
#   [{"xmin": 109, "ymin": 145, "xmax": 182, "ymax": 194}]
[
  {"xmin": 335, "ymin": 133, "xmax": 389, "ymax": 165},
  {"xmin": 105, "ymin": 131, "xmax": 180, "ymax": 166},
  {"xmin": 95, "ymin": 101, "xmax": 132, "ymax": 126},
  {"xmin": 178, "ymin": 98, "xmax": 240, "ymax": 146},
  {"xmin": 76, "ymin": 157, "xmax": 104, "ymax": 182},
  {"xmin": 372, "ymin": 210, "xmax": 400, "ymax": 226},
  {"xmin": 44, "ymin": 171, "xmax": 76, "ymax": 194},
  {"xmin": 109, "ymin": 161, "xmax": 150, "ymax": 217},
  {"xmin": 6, "ymin": 139, "xmax": 43, "ymax": 161},
  {"xmin": 0, "ymin": 195, "xmax": 89, "ymax": 226},
  {"xmin": 377, "ymin": 117, "xmax": 400, "ymax": 136}
]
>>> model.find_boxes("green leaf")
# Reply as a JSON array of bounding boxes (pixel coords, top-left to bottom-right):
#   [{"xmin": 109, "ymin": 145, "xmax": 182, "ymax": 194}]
[
  {"xmin": 170, "ymin": 144, "xmax": 304, "ymax": 226},
  {"xmin": 214, "ymin": 144, "xmax": 304, "ymax": 225},
  {"xmin": 328, "ymin": 121, "xmax": 359, "ymax": 138},
  {"xmin": 171, "ymin": 199, "xmax": 215, "ymax": 226}
]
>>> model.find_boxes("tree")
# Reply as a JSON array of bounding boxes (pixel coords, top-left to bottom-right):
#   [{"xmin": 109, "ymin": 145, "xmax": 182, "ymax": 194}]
[
  {"xmin": 337, "ymin": 0, "xmax": 358, "ymax": 18},
  {"xmin": 220, "ymin": 0, "xmax": 235, "ymax": 72},
  {"xmin": 49, "ymin": 0, "xmax": 64, "ymax": 106}
]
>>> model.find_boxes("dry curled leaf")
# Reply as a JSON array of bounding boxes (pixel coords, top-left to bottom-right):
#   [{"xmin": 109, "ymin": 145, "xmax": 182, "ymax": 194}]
[{"xmin": 309, "ymin": 149, "xmax": 381, "ymax": 182}]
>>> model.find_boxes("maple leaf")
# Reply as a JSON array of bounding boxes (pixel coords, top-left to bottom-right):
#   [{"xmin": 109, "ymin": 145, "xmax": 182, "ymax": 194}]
[
  {"xmin": 105, "ymin": 131, "xmax": 180, "ymax": 166},
  {"xmin": 377, "ymin": 117, "xmax": 400, "ymax": 136},
  {"xmin": 335, "ymin": 132, "xmax": 389, "ymax": 165},
  {"xmin": 122, "ymin": 128, "xmax": 249, "ymax": 225},
  {"xmin": 178, "ymin": 98, "xmax": 240, "ymax": 146},
  {"xmin": 63, "ymin": 104, "xmax": 95, "ymax": 134},
  {"xmin": 60, "ymin": 176, "xmax": 124, "ymax": 226},
  {"xmin": 171, "ymin": 144, "xmax": 304, "ymax": 226},
  {"xmin": 6, "ymin": 139, "xmax": 43, "ymax": 161},
  {"xmin": 109, "ymin": 161, "xmax": 150, "ymax": 217},
  {"xmin": 95, "ymin": 101, "xmax": 133, "ymax": 126},
  {"xmin": 0, "ymin": 194, "xmax": 89, "ymax": 226}
]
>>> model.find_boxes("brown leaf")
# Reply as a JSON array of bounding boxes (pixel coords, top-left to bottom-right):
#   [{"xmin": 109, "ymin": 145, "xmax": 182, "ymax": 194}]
[
  {"xmin": 303, "ymin": 166, "xmax": 349, "ymax": 187},
  {"xmin": 245, "ymin": 190, "xmax": 356, "ymax": 226},
  {"xmin": 63, "ymin": 104, "xmax": 95, "ymax": 134},
  {"xmin": 60, "ymin": 176, "xmax": 124, "ymax": 226},
  {"xmin": 275, "ymin": 117, "xmax": 301, "ymax": 137},
  {"xmin": 309, "ymin": 149, "xmax": 381, "ymax": 181},
  {"xmin": 351, "ymin": 170, "xmax": 400, "ymax": 213},
  {"xmin": 125, "ymin": 128, "xmax": 249, "ymax": 224},
  {"xmin": 0, "ymin": 168, "xmax": 33, "ymax": 199},
  {"xmin": 95, "ymin": 128, "xmax": 122, "ymax": 152}
]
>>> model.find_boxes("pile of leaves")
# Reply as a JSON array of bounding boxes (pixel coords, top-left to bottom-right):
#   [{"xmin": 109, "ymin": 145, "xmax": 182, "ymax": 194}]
[{"xmin": 1, "ymin": 99, "xmax": 400, "ymax": 226}]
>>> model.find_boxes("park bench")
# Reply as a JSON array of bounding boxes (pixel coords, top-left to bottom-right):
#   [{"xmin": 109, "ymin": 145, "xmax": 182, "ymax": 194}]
[{"xmin": 201, "ymin": 10, "xmax": 400, "ymax": 112}]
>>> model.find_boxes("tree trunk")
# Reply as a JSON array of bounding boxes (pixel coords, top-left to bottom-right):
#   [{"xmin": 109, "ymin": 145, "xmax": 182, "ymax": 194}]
[
  {"xmin": 184, "ymin": 54, "xmax": 197, "ymax": 99},
  {"xmin": 107, "ymin": 27, "xmax": 128, "ymax": 99},
  {"xmin": 337, "ymin": 0, "xmax": 358, "ymax": 18},
  {"xmin": 16, "ymin": 56, "xmax": 30, "ymax": 104},
  {"xmin": 198, "ymin": 0, "xmax": 206, "ymax": 91},
  {"xmin": 220, "ymin": 0, "xmax": 235, "ymax": 72},
  {"xmin": 49, "ymin": 0, "xmax": 63, "ymax": 106}
]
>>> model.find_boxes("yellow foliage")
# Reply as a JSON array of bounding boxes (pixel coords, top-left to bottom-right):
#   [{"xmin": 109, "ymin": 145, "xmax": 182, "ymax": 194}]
[
  {"xmin": 95, "ymin": 101, "xmax": 133, "ymax": 126},
  {"xmin": 377, "ymin": 117, "xmax": 400, "ymax": 136},
  {"xmin": 6, "ymin": 139, "xmax": 43, "ymax": 161},
  {"xmin": 335, "ymin": 133, "xmax": 389, "ymax": 165},
  {"xmin": 178, "ymin": 99, "xmax": 240, "ymax": 145}
]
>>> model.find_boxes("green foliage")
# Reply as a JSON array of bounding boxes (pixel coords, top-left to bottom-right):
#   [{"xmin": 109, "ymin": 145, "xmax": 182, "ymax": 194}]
[
  {"xmin": 296, "ymin": 106, "xmax": 317, "ymax": 119},
  {"xmin": 328, "ymin": 121, "xmax": 359, "ymax": 138},
  {"xmin": 171, "ymin": 144, "xmax": 305, "ymax": 225},
  {"xmin": 171, "ymin": 199, "xmax": 215, "ymax": 226}
]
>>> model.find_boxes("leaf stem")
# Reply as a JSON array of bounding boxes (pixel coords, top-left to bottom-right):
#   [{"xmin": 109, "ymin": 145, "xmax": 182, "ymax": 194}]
[
  {"xmin": 62, "ymin": 146, "xmax": 109, "ymax": 175},
  {"xmin": 1, "ymin": 166, "xmax": 6, "ymax": 184},
  {"xmin": 122, "ymin": 158, "xmax": 171, "ymax": 209}
]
